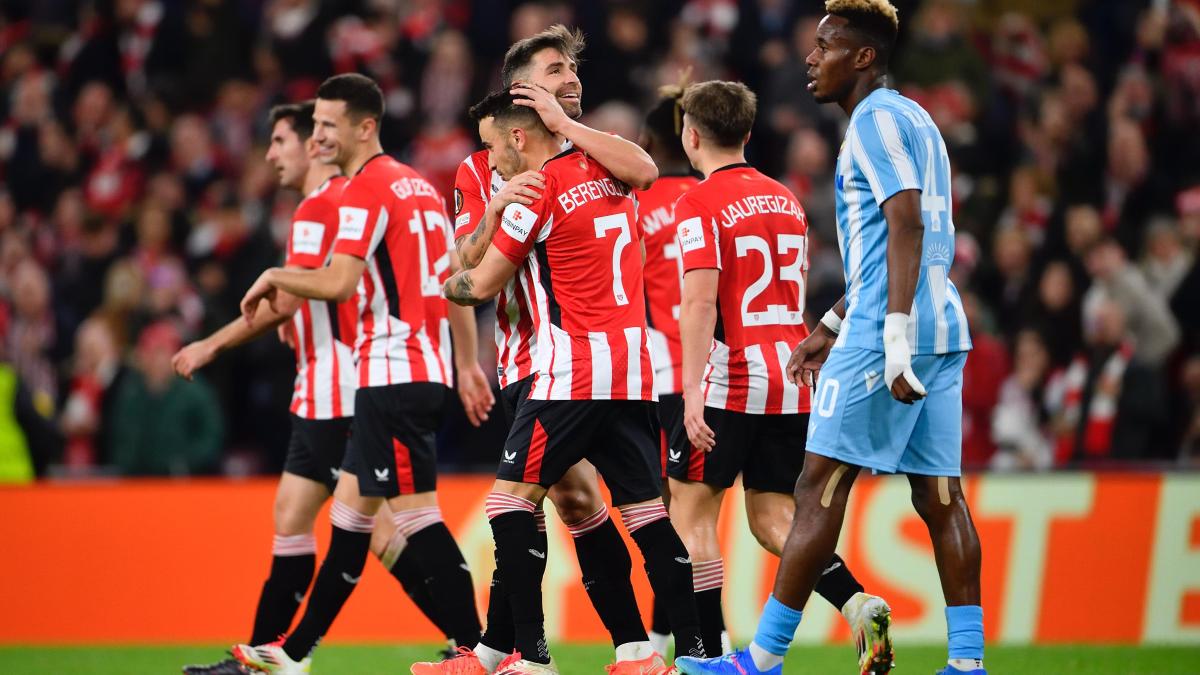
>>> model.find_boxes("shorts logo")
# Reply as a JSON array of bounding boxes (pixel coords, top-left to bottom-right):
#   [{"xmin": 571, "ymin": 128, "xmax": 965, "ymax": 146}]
[
  {"xmin": 501, "ymin": 204, "xmax": 536, "ymax": 243},
  {"xmin": 374, "ymin": 467, "xmax": 390, "ymax": 481},
  {"xmin": 454, "ymin": 188, "xmax": 464, "ymax": 215},
  {"xmin": 668, "ymin": 449, "xmax": 682, "ymax": 462},
  {"xmin": 528, "ymin": 549, "xmax": 546, "ymax": 559},
  {"xmin": 677, "ymin": 217, "xmax": 705, "ymax": 253},
  {"xmin": 864, "ymin": 370, "xmax": 880, "ymax": 393},
  {"xmin": 503, "ymin": 450, "xmax": 518, "ymax": 463},
  {"xmin": 291, "ymin": 221, "xmax": 325, "ymax": 255},
  {"xmin": 341, "ymin": 572, "xmax": 361, "ymax": 584},
  {"xmin": 330, "ymin": 467, "xmax": 341, "ymax": 481},
  {"xmin": 338, "ymin": 207, "xmax": 368, "ymax": 241},
  {"xmin": 674, "ymin": 556, "xmax": 692, "ymax": 564}
]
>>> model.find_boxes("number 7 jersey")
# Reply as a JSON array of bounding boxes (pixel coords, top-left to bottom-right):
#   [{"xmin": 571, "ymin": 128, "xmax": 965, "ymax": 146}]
[
  {"xmin": 676, "ymin": 163, "xmax": 811, "ymax": 414},
  {"xmin": 490, "ymin": 148, "xmax": 655, "ymax": 402}
]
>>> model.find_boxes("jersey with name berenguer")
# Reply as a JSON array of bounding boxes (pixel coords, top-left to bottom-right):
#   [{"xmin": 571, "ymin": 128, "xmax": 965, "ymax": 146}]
[
  {"xmin": 333, "ymin": 155, "xmax": 454, "ymax": 389},
  {"xmin": 638, "ymin": 174, "xmax": 699, "ymax": 396},
  {"xmin": 453, "ymin": 150, "xmax": 536, "ymax": 389},
  {"xmin": 676, "ymin": 163, "xmax": 811, "ymax": 414},
  {"xmin": 491, "ymin": 148, "xmax": 655, "ymax": 402},
  {"xmin": 286, "ymin": 175, "xmax": 358, "ymax": 419}
]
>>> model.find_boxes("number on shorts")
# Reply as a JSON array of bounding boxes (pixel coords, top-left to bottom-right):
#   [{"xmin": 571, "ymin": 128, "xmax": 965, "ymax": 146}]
[{"xmin": 816, "ymin": 377, "xmax": 840, "ymax": 418}]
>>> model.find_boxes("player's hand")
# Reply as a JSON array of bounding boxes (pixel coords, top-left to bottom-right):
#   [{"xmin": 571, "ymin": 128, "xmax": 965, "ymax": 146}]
[
  {"xmin": 489, "ymin": 171, "xmax": 545, "ymax": 213},
  {"xmin": 787, "ymin": 324, "xmax": 836, "ymax": 388},
  {"xmin": 241, "ymin": 270, "xmax": 279, "ymax": 322},
  {"xmin": 883, "ymin": 313, "xmax": 926, "ymax": 405},
  {"xmin": 172, "ymin": 340, "xmax": 216, "ymax": 381},
  {"xmin": 509, "ymin": 82, "xmax": 571, "ymax": 134},
  {"xmin": 456, "ymin": 361, "xmax": 495, "ymax": 427},
  {"xmin": 683, "ymin": 389, "xmax": 715, "ymax": 453},
  {"xmin": 277, "ymin": 322, "xmax": 296, "ymax": 349}
]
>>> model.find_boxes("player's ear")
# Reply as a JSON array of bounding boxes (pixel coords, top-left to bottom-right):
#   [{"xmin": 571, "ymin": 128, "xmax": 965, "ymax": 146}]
[
  {"xmin": 854, "ymin": 44, "xmax": 876, "ymax": 71},
  {"xmin": 511, "ymin": 126, "xmax": 526, "ymax": 151},
  {"xmin": 357, "ymin": 116, "xmax": 377, "ymax": 142},
  {"xmin": 304, "ymin": 136, "xmax": 318, "ymax": 158}
]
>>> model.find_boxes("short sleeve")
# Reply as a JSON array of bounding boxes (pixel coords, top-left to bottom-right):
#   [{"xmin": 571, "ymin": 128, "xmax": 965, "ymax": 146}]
[
  {"xmin": 491, "ymin": 189, "xmax": 554, "ymax": 265},
  {"xmin": 850, "ymin": 108, "xmax": 922, "ymax": 206},
  {"xmin": 676, "ymin": 195, "xmax": 719, "ymax": 272},
  {"xmin": 452, "ymin": 161, "xmax": 488, "ymax": 241},
  {"xmin": 286, "ymin": 196, "xmax": 337, "ymax": 269},
  {"xmin": 332, "ymin": 178, "xmax": 385, "ymax": 260}
]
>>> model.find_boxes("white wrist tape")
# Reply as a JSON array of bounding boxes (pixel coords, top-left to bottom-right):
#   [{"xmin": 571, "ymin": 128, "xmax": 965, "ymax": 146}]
[
  {"xmin": 882, "ymin": 313, "xmax": 911, "ymax": 364},
  {"xmin": 819, "ymin": 309, "xmax": 842, "ymax": 335}
]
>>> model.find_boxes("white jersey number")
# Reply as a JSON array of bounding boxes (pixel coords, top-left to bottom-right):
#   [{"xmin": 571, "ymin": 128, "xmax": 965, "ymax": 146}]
[
  {"xmin": 409, "ymin": 210, "xmax": 451, "ymax": 297},
  {"xmin": 594, "ymin": 214, "xmax": 633, "ymax": 306},
  {"xmin": 735, "ymin": 234, "xmax": 807, "ymax": 327}
]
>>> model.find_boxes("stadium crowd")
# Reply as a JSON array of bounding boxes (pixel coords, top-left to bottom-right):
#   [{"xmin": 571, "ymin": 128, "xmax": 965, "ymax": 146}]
[{"xmin": 1, "ymin": 0, "xmax": 1198, "ymax": 480}]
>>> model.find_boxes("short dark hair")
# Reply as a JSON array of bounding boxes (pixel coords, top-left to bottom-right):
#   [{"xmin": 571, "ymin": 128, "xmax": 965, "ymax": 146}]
[
  {"xmin": 643, "ymin": 84, "xmax": 688, "ymax": 161},
  {"xmin": 680, "ymin": 80, "xmax": 757, "ymax": 149},
  {"xmin": 826, "ymin": 0, "xmax": 900, "ymax": 68},
  {"xmin": 468, "ymin": 90, "xmax": 550, "ymax": 137},
  {"xmin": 501, "ymin": 24, "xmax": 585, "ymax": 87},
  {"xmin": 268, "ymin": 101, "xmax": 315, "ymax": 140},
  {"xmin": 316, "ymin": 73, "xmax": 384, "ymax": 123}
]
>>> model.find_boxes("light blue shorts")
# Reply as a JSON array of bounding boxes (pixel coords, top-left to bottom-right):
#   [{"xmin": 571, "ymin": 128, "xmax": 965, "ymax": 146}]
[{"xmin": 805, "ymin": 348, "xmax": 967, "ymax": 476}]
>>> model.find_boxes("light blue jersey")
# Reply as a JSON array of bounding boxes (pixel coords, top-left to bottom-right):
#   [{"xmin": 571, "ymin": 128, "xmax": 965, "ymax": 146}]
[{"xmin": 832, "ymin": 88, "xmax": 971, "ymax": 355}]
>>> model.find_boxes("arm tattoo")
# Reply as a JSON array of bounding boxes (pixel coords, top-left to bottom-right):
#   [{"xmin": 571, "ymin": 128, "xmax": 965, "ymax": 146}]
[{"xmin": 444, "ymin": 271, "xmax": 482, "ymax": 306}]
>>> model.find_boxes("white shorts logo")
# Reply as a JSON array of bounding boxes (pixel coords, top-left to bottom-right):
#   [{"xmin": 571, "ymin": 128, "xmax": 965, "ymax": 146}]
[
  {"xmin": 677, "ymin": 217, "xmax": 705, "ymax": 253},
  {"xmin": 291, "ymin": 221, "xmax": 325, "ymax": 256},
  {"xmin": 338, "ymin": 207, "xmax": 369, "ymax": 241},
  {"xmin": 501, "ymin": 204, "xmax": 536, "ymax": 243}
]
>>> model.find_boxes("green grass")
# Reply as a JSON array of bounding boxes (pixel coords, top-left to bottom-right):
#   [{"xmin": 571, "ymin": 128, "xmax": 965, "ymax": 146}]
[{"xmin": 0, "ymin": 644, "xmax": 1196, "ymax": 674}]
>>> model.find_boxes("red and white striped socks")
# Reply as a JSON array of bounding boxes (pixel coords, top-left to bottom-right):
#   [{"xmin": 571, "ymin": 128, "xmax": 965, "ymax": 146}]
[
  {"xmin": 272, "ymin": 533, "xmax": 317, "ymax": 557},
  {"xmin": 330, "ymin": 500, "xmax": 374, "ymax": 533},
  {"xmin": 618, "ymin": 501, "xmax": 669, "ymax": 533}
]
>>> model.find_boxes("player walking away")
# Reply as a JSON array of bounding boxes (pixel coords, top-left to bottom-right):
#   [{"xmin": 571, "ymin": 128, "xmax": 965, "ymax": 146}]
[
  {"xmin": 232, "ymin": 74, "xmax": 494, "ymax": 675},
  {"xmin": 174, "ymin": 101, "xmax": 460, "ymax": 675},
  {"xmin": 442, "ymin": 91, "xmax": 707, "ymax": 675},
  {"xmin": 412, "ymin": 26, "xmax": 667, "ymax": 675},
  {"xmin": 664, "ymin": 79, "xmax": 893, "ymax": 674},
  {"xmin": 633, "ymin": 85, "xmax": 705, "ymax": 659},
  {"xmin": 675, "ymin": 3, "xmax": 984, "ymax": 675}
]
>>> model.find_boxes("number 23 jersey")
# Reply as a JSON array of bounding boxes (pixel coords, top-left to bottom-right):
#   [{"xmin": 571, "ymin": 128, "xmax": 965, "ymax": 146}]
[
  {"xmin": 490, "ymin": 148, "xmax": 655, "ymax": 402},
  {"xmin": 676, "ymin": 163, "xmax": 811, "ymax": 414}
]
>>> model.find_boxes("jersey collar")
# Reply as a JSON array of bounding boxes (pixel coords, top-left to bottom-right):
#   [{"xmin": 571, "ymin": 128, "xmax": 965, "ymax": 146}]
[
  {"xmin": 355, "ymin": 152, "xmax": 387, "ymax": 176},
  {"xmin": 711, "ymin": 162, "xmax": 752, "ymax": 175},
  {"xmin": 542, "ymin": 146, "xmax": 580, "ymax": 169}
]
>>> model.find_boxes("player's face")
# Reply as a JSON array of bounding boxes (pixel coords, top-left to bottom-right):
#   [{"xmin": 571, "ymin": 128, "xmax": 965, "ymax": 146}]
[
  {"xmin": 312, "ymin": 99, "xmax": 357, "ymax": 168},
  {"xmin": 479, "ymin": 117, "xmax": 527, "ymax": 181},
  {"xmin": 805, "ymin": 15, "xmax": 858, "ymax": 104},
  {"xmin": 522, "ymin": 48, "xmax": 583, "ymax": 118},
  {"xmin": 264, "ymin": 119, "xmax": 308, "ymax": 190}
]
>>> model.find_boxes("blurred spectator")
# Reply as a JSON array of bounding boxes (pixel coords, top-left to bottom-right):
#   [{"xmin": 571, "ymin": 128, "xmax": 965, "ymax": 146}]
[
  {"xmin": 991, "ymin": 330, "xmax": 1055, "ymax": 471},
  {"xmin": 961, "ymin": 293, "xmax": 1010, "ymax": 468},
  {"xmin": 1025, "ymin": 260, "xmax": 1083, "ymax": 368},
  {"xmin": 1083, "ymin": 238, "xmax": 1180, "ymax": 366},
  {"xmin": 60, "ymin": 316, "xmax": 126, "ymax": 470},
  {"xmin": 1179, "ymin": 356, "xmax": 1200, "ymax": 465},
  {"xmin": 6, "ymin": 260, "xmax": 58, "ymax": 414},
  {"xmin": 1047, "ymin": 298, "xmax": 1168, "ymax": 464},
  {"xmin": 1141, "ymin": 217, "xmax": 1192, "ymax": 299},
  {"xmin": 108, "ymin": 322, "xmax": 222, "ymax": 476}
]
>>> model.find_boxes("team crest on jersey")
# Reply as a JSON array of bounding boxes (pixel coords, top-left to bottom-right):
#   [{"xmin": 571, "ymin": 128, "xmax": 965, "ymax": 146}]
[
  {"xmin": 925, "ymin": 242, "xmax": 952, "ymax": 266},
  {"xmin": 454, "ymin": 188, "xmax": 464, "ymax": 215}
]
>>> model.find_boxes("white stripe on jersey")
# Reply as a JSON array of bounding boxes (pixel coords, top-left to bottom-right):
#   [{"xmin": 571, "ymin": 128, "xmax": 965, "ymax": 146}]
[
  {"xmin": 743, "ymin": 344, "xmax": 768, "ymax": 414},
  {"xmin": 626, "ymin": 326, "xmax": 644, "ymax": 398},
  {"xmin": 648, "ymin": 328, "xmax": 674, "ymax": 396},
  {"xmin": 775, "ymin": 341, "xmax": 800, "ymax": 412},
  {"xmin": 703, "ymin": 340, "xmax": 730, "ymax": 409},
  {"xmin": 548, "ymin": 327, "xmax": 573, "ymax": 399},
  {"xmin": 589, "ymin": 332, "xmax": 613, "ymax": 399},
  {"xmin": 872, "ymin": 110, "xmax": 920, "ymax": 199},
  {"xmin": 311, "ymin": 307, "xmax": 333, "ymax": 419},
  {"xmin": 947, "ymin": 284, "xmax": 972, "ymax": 352},
  {"xmin": 292, "ymin": 307, "xmax": 309, "ymax": 419},
  {"xmin": 928, "ymin": 264, "xmax": 950, "ymax": 354}
]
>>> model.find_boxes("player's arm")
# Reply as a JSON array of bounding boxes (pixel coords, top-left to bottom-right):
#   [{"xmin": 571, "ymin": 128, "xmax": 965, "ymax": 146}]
[
  {"xmin": 510, "ymin": 83, "xmax": 657, "ymax": 189},
  {"xmin": 174, "ymin": 289, "xmax": 302, "ymax": 380},
  {"xmin": 679, "ymin": 268, "xmax": 719, "ymax": 452},
  {"xmin": 240, "ymin": 254, "xmax": 364, "ymax": 320},
  {"xmin": 456, "ymin": 171, "xmax": 545, "ymax": 269},
  {"xmin": 882, "ymin": 189, "xmax": 927, "ymax": 404},
  {"xmin": 445, "ymin": 246, "xmax": 495, "ymax": 426},
  {"xmin": 443, "ymin": 245, "xmax": 519, "ymax": 306}
]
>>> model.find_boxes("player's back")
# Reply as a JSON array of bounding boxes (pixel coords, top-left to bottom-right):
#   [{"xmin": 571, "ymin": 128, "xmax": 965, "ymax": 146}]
[
  {"xmin": 835, "ymin": 88, "xmax": 971, "ymax": 355},
  {"xmin": 676, "ymin": 164, "xmax": 810, "ymax": 414},
  {"xmin": 638, "ymin": 174, "xmax": 699, "ymax": 396},
  {"xmin": 334, "ymin": 155, "xmax": 454, "ymax": 387},
  {"xmin": 288, "ymin": 175, "xmax": 358, "ymax": 417},
  {"xmin": 491, "ymin": 149, "xmax": 653, "ymax": 402}
]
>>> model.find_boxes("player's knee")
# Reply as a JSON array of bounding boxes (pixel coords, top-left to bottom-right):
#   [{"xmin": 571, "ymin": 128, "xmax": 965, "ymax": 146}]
[
  {"xmin": 273, "ymin": 495, "xmax": 313, "ymax": 537},
  {"xmin": 746, "ymin": 510, "xmax": 786, "ymax": 556},
  {"xmin": 550, "ymin": 487, "xmax": 603, "ymax": 524},
  {"xmin": 910, "ymin": 477, "xmax": 961, "ymax": 521}
]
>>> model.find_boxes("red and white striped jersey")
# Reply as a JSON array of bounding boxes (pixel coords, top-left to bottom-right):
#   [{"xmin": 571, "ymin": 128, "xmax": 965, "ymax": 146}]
[
  {"xmin": 333, "ymin": 155, "xmax": 454, "ymax": 389},
  {"xmin": 453, "ymin": 151, "xmax": 536, "ymax": 389},
  {"xmin": 638, "ymin": 174, "xmax": 699, "ymax": 396},
  {"xmin": 676, "ymin": 163, "xmax": 811, "ymax": 414},
  {"xmin": 491, "ymin": 149, "xmax": 655, "ymax": 402},
  {"xmin": 286, "ymin": 176, "xmax": 358, "ymax": 419}
]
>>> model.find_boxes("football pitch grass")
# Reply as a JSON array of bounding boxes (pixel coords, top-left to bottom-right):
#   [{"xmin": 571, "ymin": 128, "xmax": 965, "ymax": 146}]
[{"xmin": 1, "ymin": 644, "xmax": 1197, "ymax": 674}]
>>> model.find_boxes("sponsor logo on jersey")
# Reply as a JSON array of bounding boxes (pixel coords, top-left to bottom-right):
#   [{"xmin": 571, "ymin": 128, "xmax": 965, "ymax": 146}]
[
  {"xmin": 455, "ymin": 213, "xmax": 471, "ymax": 229},
  {"xmin": 291, "ymin": 220, "xmax": 325, "ymax": 255},
  {"xmin": 502, "ymin": 204, "xmax": 536, "ymax": 242},
  {"xmin": 338, "ymin": 207, "xmax": 368, "ymax": 240},
  {"xmin": 678, "ymin": 217, "xmax": 705, "ymax": 253}
]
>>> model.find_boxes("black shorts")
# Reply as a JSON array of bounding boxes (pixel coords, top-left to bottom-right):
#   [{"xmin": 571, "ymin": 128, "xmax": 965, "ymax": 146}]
[
  {"xmin": 342, "ymin": 382, "xmax": 446, "ymax": 498},
  {"xmin": 657, "ymin": 393, "xmax": 684, "ymax": 478},
  {"xmin": 284, "ymin": 415, "xmax": 352, "ymax": 492},
  {"xmin": 499, "ymin": 398, "xmax": 662, "ymax": 506},
  {"xmin": 666, "ymin": 405, "xmax": 809, "ymax": 494},
  {"xmin": 500, "ymin": 375, "xmax": 535, "ymax": 427}
]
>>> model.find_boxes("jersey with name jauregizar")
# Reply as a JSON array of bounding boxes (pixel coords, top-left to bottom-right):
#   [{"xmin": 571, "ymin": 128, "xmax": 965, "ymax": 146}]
[
  {"xmin": 286, "ymin": 175, "xmax": 358, "ymax": 418},
  {"xmin": 676, "ymin": 163, "xmax": 811, "ymax": 415},
  {"xmin": 490, "ymin": 148, "xmax": 655, "ymax": 402},
  {"xmin": 833, "ymin": 88, "xmax": 971, "ymax": 355},
  {"xmin": 333, "ymin": 154, "xmax": 454, "ymax": 388},
  {"xmin": 453, "ymin": 150, "xmax": 536, "ymax": 389},
  {"xmin": 637, "ymin": 174, "xmax": 699, "ymax": 396}
]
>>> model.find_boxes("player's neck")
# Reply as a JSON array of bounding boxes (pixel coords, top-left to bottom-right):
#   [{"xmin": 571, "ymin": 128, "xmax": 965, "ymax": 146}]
[
  {"xmin": 525, "ymin": 137, "xmax": 565, "ymax": 170},
  {"xmin": 342, "ymin": 140, "xmax": 385, "ymax": 176},
  {"xmin": 301, "ymin": 162, "xmax": 341, "ymax": 195},
  {"xmin": 840, "ymin": 72, "xmax": 889, "ymax": 116},
  {"xmin": 694, "ymin": 149, "xmax": 748, "ymax": 179}
]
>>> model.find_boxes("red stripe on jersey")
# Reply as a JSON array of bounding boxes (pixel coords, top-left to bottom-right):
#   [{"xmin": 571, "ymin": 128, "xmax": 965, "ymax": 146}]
[
  {"xmin": 301, "ymin": 302, "xmax": 317, "ymax": 413},
  {"xmin": 523, "ymin": 419, "xmax": 548, "ymax": 484},
  {"xmin": 393, "ymin": 438, "xmax": 415, "ymax": 495},
  {"xmin": 762, "ymin": 344, "xmax": 785, "ymax": 413}
]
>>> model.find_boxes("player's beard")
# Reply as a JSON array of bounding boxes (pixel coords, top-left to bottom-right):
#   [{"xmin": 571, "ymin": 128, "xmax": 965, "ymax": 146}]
[
  {"xmin": 557, "ymin": 88, "xmax": 582, "ymax": 118},
  {"xmin": 499, "ymin": 144, "xmax": 524, "ymax": 181}
]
